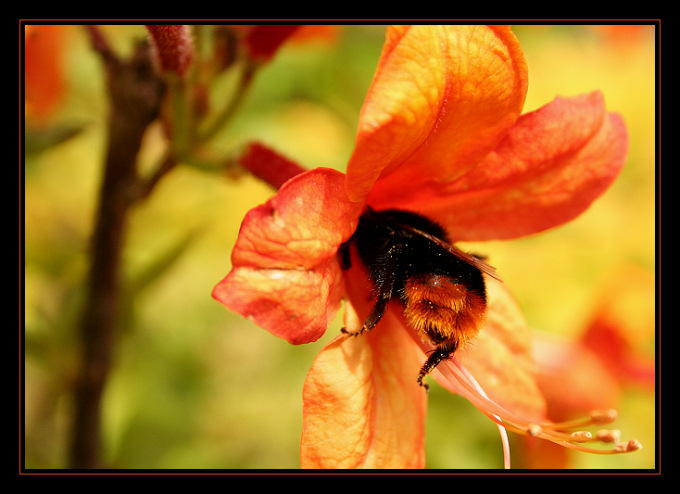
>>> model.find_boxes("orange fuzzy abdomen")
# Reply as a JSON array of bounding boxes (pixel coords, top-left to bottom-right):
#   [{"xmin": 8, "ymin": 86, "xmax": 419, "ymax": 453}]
[{"xmin": 401, "ymin": 273, "xmax": 487, "ymax": 347}]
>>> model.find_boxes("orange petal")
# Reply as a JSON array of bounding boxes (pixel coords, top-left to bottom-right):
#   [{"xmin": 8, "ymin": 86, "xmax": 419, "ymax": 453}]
[
  {"xmin": 581, "ymin": 265, "xmax": 656, "ymax": 387},
  {"xmin": 212, "ymin": 167, "xmax": 363, "ymax": 344},
  {"xmin": 371, "ymin": 92, "xmax": 629, "ymax": 241},
  {"xmin": 531, "ymin": 331, "xmax": 620, "ymax": 422},
  {"xmin": 346, "ymin": 25, "xmax": 527, "ymax": 202},
  {"xmin": 301, "ymin": 314, "xmax": 427, "ymax": 469}
]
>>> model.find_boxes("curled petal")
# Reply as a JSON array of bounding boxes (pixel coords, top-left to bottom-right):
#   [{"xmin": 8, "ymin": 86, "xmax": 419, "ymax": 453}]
[
  {"xmin": 212, "ymin": 168, "xmax": 364, "ymax": 344},
  {"xmin": 301, "ymin": 312, "xmax": 427, "ymax": 468},
  {"xmin": 371, "ymin": 91, "xmax": 629, "ymax": 241},
  {"xmin": 346, "ymin": 25, "xmax": 528, "ymax": 202}
]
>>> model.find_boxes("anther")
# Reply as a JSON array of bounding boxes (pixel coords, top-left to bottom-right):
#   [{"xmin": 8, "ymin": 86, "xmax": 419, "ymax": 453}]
[
  {"xmin": 527, "ymin": 424, "xmax": 542, "ymax": 437},
  {"xmin": 570, "ymin": 431, "xmax": 593, "ymax": 442},
  {"xmin": 590, "ymin": 409, "xmax": 618, "ymax": 424},
  {"xmin": 596, "ymin": 429, "xmax": 621, "ymax": 443},
  {"xmin": 615, "ymin": 439, "xmax": 643, "ymax": 453}
]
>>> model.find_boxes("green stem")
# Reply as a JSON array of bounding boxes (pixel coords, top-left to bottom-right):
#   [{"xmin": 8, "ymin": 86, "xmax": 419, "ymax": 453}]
[
  {"xmin": 197, "ymin": 61, "xmax": 258, "ymax": 145},
  {"xmin": 168, "ymin": 76, "xmax": 192, "ymax": 160}
]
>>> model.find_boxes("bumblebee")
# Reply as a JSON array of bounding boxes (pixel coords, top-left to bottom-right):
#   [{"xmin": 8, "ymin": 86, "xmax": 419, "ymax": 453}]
[{"xmin": 339, "ymin": 208, "xmax": 500, "ymax": 392}]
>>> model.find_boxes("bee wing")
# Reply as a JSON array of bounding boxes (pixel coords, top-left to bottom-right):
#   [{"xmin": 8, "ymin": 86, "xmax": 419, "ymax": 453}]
[{"xmin": 400, "ymin": 224, "xmax": 503, "ymax": 282}]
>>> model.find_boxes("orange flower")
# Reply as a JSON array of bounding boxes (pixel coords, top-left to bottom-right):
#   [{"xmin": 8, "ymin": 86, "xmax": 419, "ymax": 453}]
[{"xmin": 213, "ymin": 25, "xmax": 634, "ymax": 468}]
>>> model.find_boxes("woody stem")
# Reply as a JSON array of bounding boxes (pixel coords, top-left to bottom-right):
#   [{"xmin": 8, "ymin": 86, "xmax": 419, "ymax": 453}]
[{"xmin": 68, "ymin": 29, "xmax": 166, "ymax": 469}]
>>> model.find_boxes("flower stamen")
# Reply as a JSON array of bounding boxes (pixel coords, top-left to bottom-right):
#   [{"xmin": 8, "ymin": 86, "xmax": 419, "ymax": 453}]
[
  {"xmin": 547, "ymin": 409, "xmax": 618, "ymax": 430},
  {"xmin": 436, "ymin": 357, "xmax": 642, "ymax": 459},
  {"xmin": 451, "ymin": 355, "xmax": 512, "ymax": 468}
]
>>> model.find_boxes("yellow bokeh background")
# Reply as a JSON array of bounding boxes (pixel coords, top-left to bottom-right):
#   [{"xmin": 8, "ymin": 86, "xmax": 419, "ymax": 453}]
[{"xmin": 23, "ymin": 24, "xmax": 656, "ymax": 470}]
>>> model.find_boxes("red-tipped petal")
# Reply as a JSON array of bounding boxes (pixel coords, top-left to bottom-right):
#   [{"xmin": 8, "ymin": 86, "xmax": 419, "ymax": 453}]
[
  {"xmin": 213, "ymin": 167, "xmax": 364, "ymax": 344},
  {"xmin": 370, "ymin": 92, "xmax": 629, "ymax": 242}
]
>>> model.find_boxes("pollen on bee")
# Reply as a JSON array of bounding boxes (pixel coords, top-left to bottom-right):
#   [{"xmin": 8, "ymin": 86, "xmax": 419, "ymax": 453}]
[{"xmin": 401, "ymin": 273, "xmax": 487, "ymax": 346}]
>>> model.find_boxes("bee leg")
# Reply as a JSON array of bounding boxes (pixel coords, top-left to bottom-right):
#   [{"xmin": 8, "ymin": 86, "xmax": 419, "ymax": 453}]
[
  {"xmin": 416, "ymin": 343, "xmax": 457, "ymax": 394},
  {"xmin": 340, "ymin": 280, "xmax": 394, "ymax": 337},
  {"xmin": 341, "ymin": 243, "xmax": 402, "ymax": 337}
]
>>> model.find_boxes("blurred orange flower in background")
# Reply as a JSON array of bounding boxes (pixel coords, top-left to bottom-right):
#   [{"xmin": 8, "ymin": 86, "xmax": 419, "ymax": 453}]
[
  {"xmin": 521, "ymin": 266, "xmax": 655, "ymax": 469},
  {"xmin": 25, "ymin": 25, "xmax": 66, "ymax": 121}
]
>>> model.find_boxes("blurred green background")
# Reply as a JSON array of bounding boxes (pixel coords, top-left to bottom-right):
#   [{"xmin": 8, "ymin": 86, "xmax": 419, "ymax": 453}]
[{"xmin": 23, "ymin": 24, "xmax": 656, "ymax": 470}]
